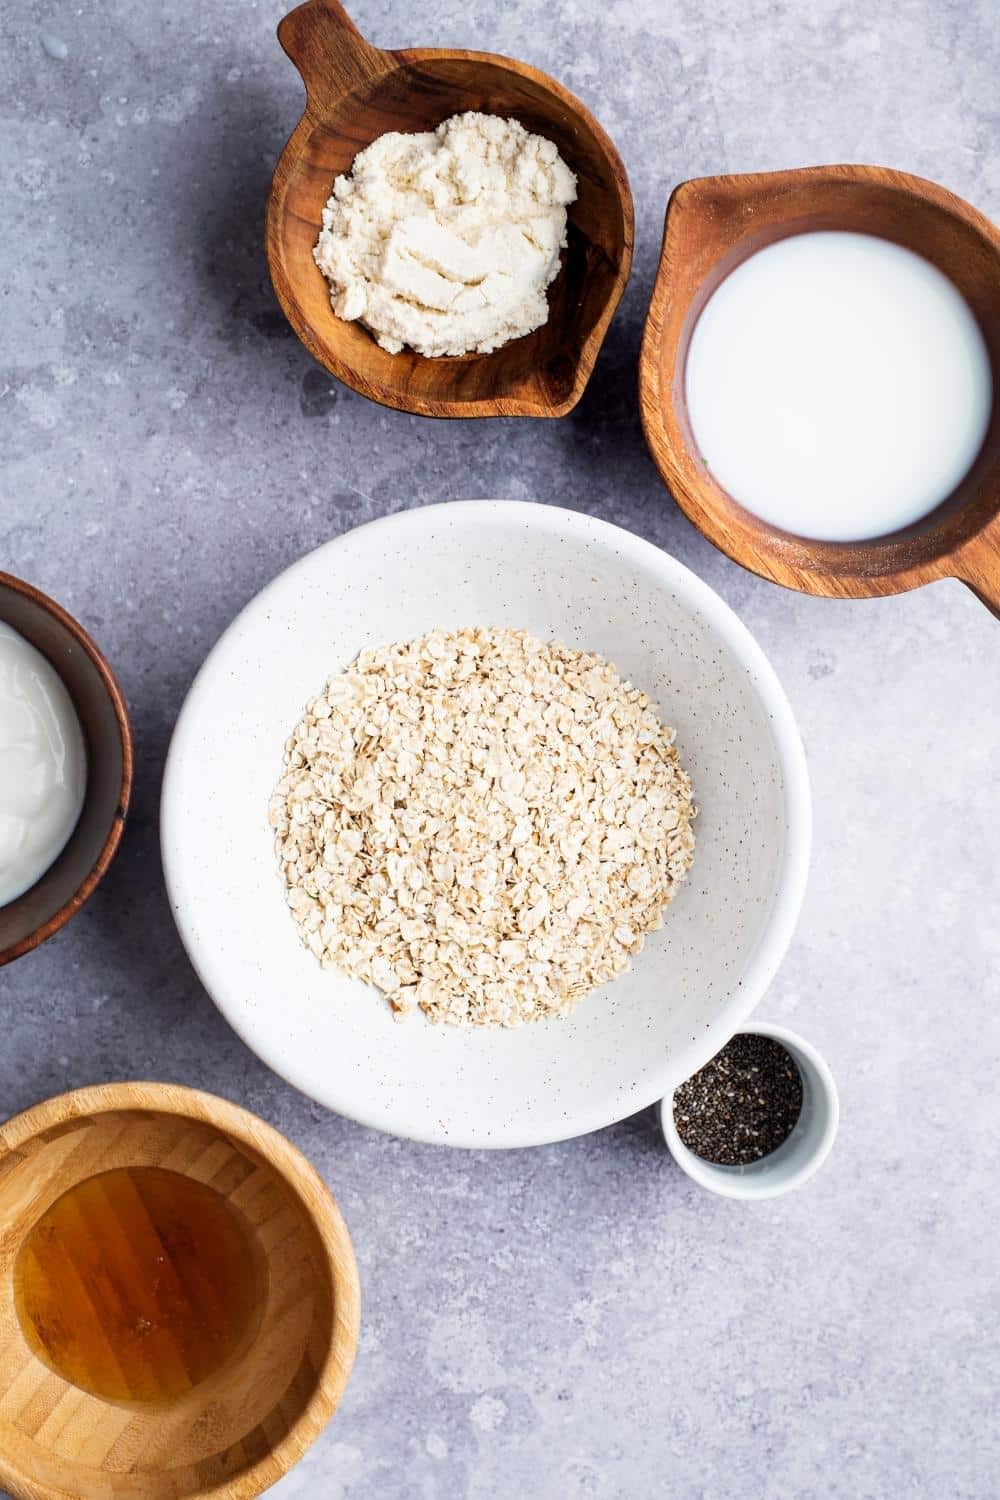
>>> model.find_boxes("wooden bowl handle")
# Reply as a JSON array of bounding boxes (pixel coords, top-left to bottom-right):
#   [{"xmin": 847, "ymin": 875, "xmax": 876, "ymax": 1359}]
[
  {"xmin": 277, "ymin": 0, "xmax": 392, "ymax": 107},
  {"xmin": 955, "ymin": 518, "xmax": 1000, "ymax": 621}
]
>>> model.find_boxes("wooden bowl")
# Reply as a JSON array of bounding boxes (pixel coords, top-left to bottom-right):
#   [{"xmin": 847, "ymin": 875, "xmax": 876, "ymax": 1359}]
[
  {"xmin": 0, "ymin": 574, "xmax": 133, "ymax": 966},
  {"xmin": 265, "ymin": 0, "xmax": 633, "ymax": 418},
  {"xmin": 0, "ymin": 1082, "xmax": 361, "ymax": 1500},
  {"xmin": 639, "ymin": 166, "xmax": 1000, "ymax": 618}
]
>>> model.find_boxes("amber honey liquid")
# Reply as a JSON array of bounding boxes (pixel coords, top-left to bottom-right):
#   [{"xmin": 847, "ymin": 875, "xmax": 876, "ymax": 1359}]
[{"xmin": 15, "ymin": 1166, "xmax": 266, "ymax": 1405}]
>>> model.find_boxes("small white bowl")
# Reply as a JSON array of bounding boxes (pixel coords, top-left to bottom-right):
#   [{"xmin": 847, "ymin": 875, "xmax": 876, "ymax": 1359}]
[
  {"xmin": 660, "ymin": 1022, "xmax": 838, "ymax": 1199},
  {"xmin": 162, "ymin": 501, "xmax": 811, "ymax": 1148}
]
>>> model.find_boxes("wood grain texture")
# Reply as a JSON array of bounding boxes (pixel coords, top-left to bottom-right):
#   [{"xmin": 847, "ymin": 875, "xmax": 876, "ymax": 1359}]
[
  {"xmin": 0, "ymin": 1084, "xmax": 360, "ymax": 1500},
  {"xmin": 0, "ymin": 573, "xmax": 134, "ymax": 967},
  {"xmin": 265, "ymin": 0, "xmax": 633, "ymax": 418},
  {"xmin": 638, "ymin": 165, "xmax": 1000, "ymax": 615}
]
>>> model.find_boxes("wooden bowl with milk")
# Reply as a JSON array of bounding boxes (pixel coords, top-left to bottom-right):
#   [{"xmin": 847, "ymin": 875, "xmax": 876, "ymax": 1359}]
[{"xmin": 639, "ymin": 165, "xmax": 1000, "ymax": 618}]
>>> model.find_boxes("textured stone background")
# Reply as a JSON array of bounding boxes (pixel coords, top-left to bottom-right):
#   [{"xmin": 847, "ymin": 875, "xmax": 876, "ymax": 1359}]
[{"xmin": 2, "ymin": 1, "xmax": 999, "ymax": 1496}]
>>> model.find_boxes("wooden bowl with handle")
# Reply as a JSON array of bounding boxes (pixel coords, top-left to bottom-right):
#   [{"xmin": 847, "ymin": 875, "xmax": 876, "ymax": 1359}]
[
  {"xmin": 0, "ymin": 1082, "xmax": 360, "ymax": 1500},
  {"xmin": 266, "ymin": 0, "xmax": 633, "ymax": 418},
  {"xmin": 0, "ymin": 572, "xmax": 133, "ymax": 966},
  {"xmin": 639, "ymin": 166, "xmax": 1000, "ymax": 618}
]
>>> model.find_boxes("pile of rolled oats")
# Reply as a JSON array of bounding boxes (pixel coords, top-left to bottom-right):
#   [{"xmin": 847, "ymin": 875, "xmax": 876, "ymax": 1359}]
[{"xmin": 268, "ymin": 628, "xmax": 696, "ymax": 1027}]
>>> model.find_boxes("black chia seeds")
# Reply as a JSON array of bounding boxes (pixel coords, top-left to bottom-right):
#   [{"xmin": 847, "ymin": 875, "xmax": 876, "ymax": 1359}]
[{"xmin": 672, "ymin": 1033, "xmax": 803, "ymax": 1165}]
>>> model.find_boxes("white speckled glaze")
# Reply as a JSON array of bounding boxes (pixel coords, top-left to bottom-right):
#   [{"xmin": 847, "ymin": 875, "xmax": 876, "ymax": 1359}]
[{"xmin": 161, "ymin": 501, "xmax": 810, "ymax": 1147}]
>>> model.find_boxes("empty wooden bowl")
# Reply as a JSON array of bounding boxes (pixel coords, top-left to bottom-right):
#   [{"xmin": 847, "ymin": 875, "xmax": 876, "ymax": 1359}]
[
  {"xmin": 0, "ymin": 573, "xmax": 133, "ymax": 966},
  {"xmin": 639, "ymin": 166, "xmax": 1000, "ymax": 618},
  {"xmin": 0, "ymin": 1082, "xmax": 360, "ymax": 1500},
  {"xmin": 266, "ymin": 0, "xmax": 633, "ymax": 417}
]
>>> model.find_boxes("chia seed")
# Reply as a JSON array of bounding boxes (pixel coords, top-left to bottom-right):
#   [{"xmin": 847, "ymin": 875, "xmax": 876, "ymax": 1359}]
[{"xmin": 672, "ymin": 1033, "xmax": 803, "ymax": 1165}]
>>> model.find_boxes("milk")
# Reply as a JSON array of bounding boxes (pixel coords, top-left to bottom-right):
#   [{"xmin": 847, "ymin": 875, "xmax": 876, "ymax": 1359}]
[
  {"xmin": 684, "ymin": 232, "xmax": 993, "ymax": 542},
  {"xmin": 0, "ymin": 622, "xmax": 87, "ymax": 906}
]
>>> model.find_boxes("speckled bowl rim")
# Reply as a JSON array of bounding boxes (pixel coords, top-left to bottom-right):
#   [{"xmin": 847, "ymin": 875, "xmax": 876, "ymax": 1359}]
[
  {"xmin": 161, "ymin": 501, "xmax": 812, "ymax": 1147},
  {"xmin": 0, "ymin": 572, "xmax": 134, "ymax": 967}
]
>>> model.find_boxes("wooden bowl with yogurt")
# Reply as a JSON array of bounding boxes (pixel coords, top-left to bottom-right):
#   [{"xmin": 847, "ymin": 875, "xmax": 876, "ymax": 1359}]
[
  {"xmin": 639, "ymin": 165, "xmax": 1000, "ymax": 618},
  {"xmin": 0, "ymin": 573, "xmax": 133, "ymax": 965},
  {"xmin": 266, "ymin": 0, "xmax": 633, "ymax": 417}
]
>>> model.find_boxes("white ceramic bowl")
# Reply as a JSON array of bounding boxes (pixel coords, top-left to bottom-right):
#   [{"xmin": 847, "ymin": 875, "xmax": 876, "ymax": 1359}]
[
  {"xmin": 161, "ymin": 501, "xmax": 810, "ymax": 1148},
  {"xmin": 659, "ymin": 1022, "xmax": 839, "ymax": 1198}
]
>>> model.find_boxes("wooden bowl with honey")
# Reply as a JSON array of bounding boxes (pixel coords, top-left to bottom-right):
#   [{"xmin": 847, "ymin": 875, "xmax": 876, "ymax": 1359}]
[{"xmin": 0, "ymin": 1083, "xmax": 360, "ymax": 1500}]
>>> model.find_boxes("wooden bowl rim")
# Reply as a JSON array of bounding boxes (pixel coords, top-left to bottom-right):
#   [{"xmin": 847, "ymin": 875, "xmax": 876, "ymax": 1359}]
[
  {"xmin": 266, "ymin": 22, "xmax": 634, "ymax": 418},
  {"xmin": 639, "ymin": 162, "xmax": 1000, "ymax": 599},
  {"xmin": 0, "ymin": 572, "xmax": 134, "ymax": 966},
  {"xmin": 0, "ymin": 1081, "xmax": 361, "ymax": 1500}
]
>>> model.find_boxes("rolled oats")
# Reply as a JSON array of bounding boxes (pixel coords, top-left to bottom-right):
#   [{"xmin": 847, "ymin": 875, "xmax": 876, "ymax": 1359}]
[{"xmin": 268, "ymin": 628, "xmax": 696, "ymax": 1027}]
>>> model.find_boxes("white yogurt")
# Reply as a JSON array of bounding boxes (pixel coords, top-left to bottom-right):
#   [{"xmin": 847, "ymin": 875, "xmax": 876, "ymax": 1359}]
[
  {"xmin": 0, "ymin": 622, "xmax": 87, "ymax": 906},
  {"xmin": 684, "ymin": 232, "xmax": 993, "ymax": 542}
]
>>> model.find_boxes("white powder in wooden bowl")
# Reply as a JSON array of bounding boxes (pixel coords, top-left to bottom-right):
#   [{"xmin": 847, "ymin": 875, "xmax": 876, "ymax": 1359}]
[{"xmin": 313, "ymin": 112, "xmax": 577, "ymax": 357}]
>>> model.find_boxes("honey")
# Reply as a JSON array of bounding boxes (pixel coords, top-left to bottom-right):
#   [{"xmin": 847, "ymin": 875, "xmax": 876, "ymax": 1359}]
[{"xmin": 15, "ymin": 1166, "xmax": 266, "ymax": 1405}]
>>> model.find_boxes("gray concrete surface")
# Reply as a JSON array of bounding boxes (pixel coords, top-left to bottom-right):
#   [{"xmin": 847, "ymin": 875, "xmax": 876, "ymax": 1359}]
[{"xmin": 2, "ymin": 1, "xmax": 998, "ymax": 1495}]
